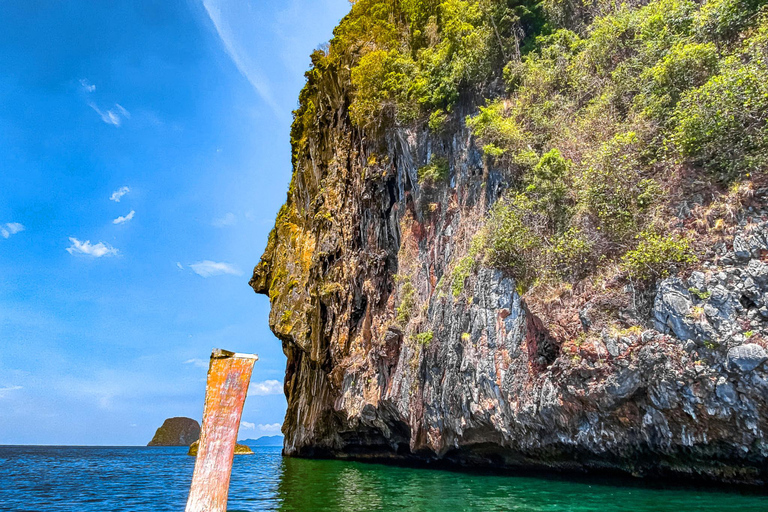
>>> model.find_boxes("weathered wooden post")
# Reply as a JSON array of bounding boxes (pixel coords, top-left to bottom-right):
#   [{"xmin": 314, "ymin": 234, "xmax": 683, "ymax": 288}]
[{"xmin": 185, "ymin": 349, "xmax": 258, "ymax": 512}]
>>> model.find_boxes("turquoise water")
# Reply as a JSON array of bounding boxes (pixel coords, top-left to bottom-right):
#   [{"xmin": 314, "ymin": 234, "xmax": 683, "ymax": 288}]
[{"xmin": 0, "ymin": 445, "xmax": 766, "ymax": 511}]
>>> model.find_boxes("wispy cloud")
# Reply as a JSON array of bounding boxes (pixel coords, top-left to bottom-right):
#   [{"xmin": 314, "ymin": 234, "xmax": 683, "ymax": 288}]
[
  {"xmin": 66, "ymin": 238, "xmax": 118, "ymax": 257},
  {"xmin": 184, "ymin": 358, "xmax": 208, "ymax": 369},
  {"xmin": 1, "ymin": 222, "xmax": 25, "ymax": 239},
  {"xmin": 240, "ymin": 421, "xmax": 255, "ymax": 430},
  {"xmin": 79, "ymin": 78, "xmax": 96, "ymax": 92},
  {"xmin": 80, "ymin": 80, "xmax": 131, "ymax": 127},
  {"xmin": 110, "ymin": 186, "xmax": 130, "ymax": 202},
  {"xmin": 189, "ymin": 260, "xmax": 243, "ymax": 278},
  {"xmin": 176, "ymin": 262, "xmax": 184, "ymax": 270},
  {"xmin": 212, "ymin": 212, "xmax": 236, "ymax": 227},
  {"xmin": 90, "ymin": 102, "xmax": 131, "ymax": 127},
  {"xmin": 0, "ymin": 385, "xmax": 22, "ymax": 398},
  {"xmin": 113, "ymin": 210, "xmax": 135, "ymax": 225},
  {"xmin": 250, "ymin": 379, "xmax": 283, "ymax": 396},
  {"xmin": 202, "ymin": 0, "xmax": 285, "ymax": 121}
]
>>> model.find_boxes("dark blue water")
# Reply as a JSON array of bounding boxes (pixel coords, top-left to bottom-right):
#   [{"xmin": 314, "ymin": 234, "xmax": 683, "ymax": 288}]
[{"xmin": 1, "ymin": 446, "xmax": 766, "ymax": 511}]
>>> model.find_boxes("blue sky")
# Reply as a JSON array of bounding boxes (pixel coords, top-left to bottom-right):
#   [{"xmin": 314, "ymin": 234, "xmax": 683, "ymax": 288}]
[{"xmin": 0, "ymin": 0, "xmax": 350, "ymax": 445}]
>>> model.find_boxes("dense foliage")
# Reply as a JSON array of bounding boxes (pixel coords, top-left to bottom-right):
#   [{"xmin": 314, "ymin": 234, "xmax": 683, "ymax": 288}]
[
  {"xmin": 290, "ymin": 0, "xmax": 768, "ymax": 293},
  {"xmin": 467, "ymin": 0, "xmax": 768, "ymax": 288}
]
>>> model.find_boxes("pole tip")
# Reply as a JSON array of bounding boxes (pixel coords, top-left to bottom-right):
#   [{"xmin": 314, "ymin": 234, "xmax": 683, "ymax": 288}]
[{"xmin": 210, "ymin": 348, "xmax": 259, "ymax": 361}]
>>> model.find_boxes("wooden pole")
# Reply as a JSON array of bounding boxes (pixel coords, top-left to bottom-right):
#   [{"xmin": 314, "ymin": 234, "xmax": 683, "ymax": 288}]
[{"xmin": 186, "ymin": 349, "xmax": 258, "ymax": 512}]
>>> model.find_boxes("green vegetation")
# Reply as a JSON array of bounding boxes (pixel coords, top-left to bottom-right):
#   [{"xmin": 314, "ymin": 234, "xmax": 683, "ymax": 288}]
[
  {"xmin": 485, "ymin": 192, "xmax": 544, "ymax": 289},
  {"xmin": 451, "ymin": 254, "xmax": 475, "ymax": 296},
  {"xmin": 292, "ymin": 0, "xmax": 550, "ymax": 152},
  {"xmin": 418, "ymin": 156, "xmax": 450, "ymax": 185},
  {"xmin": 621, "ymin": 232, "xmax": 696, "ymax": 281},
  {"xmin": 449, "ymin": 231, "xmax": 485, "ymax": 296},
  {"xmin": 414, "ymin": 331, "xmax": 434, "ymax": 346},
  {"xmin": 288, "ymin": 0, "xmax": 768, "ymax": 296},
  {"xmin": 673, "ymin": 26, "xmax": 768, "ymax": 178},
  {"xmin": 396, "ymin": 276, "xmax": 416, "ymax": 324},
  {"xmin": 463, "ymin": 0, "xmax": 768, "ymax": 288},
  {"xmin": 688, "ymin": 287, "xmax": 712, "ymax": 300}
]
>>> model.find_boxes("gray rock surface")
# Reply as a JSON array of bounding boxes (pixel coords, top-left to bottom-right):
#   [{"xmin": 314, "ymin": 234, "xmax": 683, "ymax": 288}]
[{"xmin": 728, "ymin": 344, "xmax": 768, "ymax": 373}]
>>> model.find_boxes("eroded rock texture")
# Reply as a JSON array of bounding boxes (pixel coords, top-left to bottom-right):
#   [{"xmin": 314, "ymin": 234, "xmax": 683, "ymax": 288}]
[{"xmin": 250, "ymin": 66, "xmax": 768, "ymax": 484}]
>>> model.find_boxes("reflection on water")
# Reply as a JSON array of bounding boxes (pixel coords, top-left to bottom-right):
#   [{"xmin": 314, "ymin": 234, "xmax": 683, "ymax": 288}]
[
  {"xmin": 273, "ymin": 455, "xmax": 768, "ymax": 512},
  {"xmin": 0, "ymin": 445, "xmax": 766, "ymax": 511}
]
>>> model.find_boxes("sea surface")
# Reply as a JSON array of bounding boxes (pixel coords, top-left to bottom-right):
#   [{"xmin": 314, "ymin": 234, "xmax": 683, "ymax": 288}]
[{"xmin": 1, "ymin": 445, "xmax": 767, "ymax": 511}]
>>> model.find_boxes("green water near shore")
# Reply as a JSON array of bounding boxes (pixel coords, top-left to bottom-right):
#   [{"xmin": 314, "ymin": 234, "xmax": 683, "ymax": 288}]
[{"xmin": 275, "ymin": 457, "xmax": 767, "ymax": 512}]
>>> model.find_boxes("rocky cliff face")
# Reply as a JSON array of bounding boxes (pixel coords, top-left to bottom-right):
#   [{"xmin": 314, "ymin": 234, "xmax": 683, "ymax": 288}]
[
  {"xmin": 251, "ymin": 1, "xmax": 768, "ymax": 485},
  {"xmin": 147, "ymin": 417, "xmax": 200, "ymax": 447}
]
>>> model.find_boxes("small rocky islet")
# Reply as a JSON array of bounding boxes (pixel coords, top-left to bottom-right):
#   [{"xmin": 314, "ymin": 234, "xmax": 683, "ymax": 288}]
[
  {"xmin": 147, "ymin": 417, "xmax": 200, "ymax": 447},
  {"xmin": 187, "ymin": 440, "xmax": 253, "ymax": 456}
]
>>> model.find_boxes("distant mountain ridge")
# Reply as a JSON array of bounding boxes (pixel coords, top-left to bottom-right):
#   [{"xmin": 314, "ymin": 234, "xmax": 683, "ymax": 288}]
[{"xmin": 238, "ymin": 435, "xmax": 283, "ymax": 447}]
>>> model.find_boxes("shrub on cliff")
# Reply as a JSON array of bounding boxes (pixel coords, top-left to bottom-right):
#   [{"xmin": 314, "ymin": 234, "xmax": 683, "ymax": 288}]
[
  {"xmin": 673, "ymin": 20, "xmax": 768, "ymax": 179},
  {"xmin": 340, "ymin": 0, "xmax": 549, "ymax": 129},
  {"xmin": 578, "ymin": 132, "xmax": 660, "ymax": 240},
  {"xmin": 485, "ymin": 192, "xmax": 545, "ymax": 289},
  {"xmin": 621, "ymin": 232, "xmax": 696, "ymax": 281},
  {"xmin": 418, "ymin": 156, "xmax": 450, "ymax": 185},
  {"xmin": 460, "ymin": 0, "xmax": 768, "ymax": 290}
]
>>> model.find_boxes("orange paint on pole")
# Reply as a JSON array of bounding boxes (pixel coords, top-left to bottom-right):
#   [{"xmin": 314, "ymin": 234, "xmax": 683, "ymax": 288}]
[{"xmin": 186, "ymin": 349, "xmax": 258, "ymax": 512}]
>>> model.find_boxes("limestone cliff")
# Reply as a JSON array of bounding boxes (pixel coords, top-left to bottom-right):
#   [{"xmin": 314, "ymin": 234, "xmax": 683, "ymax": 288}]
[{"xmin": 251, "ymin": 0, "xmax": 768, "ymax": 484}]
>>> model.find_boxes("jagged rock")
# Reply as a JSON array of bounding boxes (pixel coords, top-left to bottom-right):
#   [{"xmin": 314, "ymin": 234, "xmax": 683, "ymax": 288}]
[
  {"xmin": 727, "ymin": 344, "xmax": 768, "ymax": 373},
  {"xmin": 187, "ymin": 440, "xmax": 253, "ymax": 456},
  {"xmin": 147, "ymin": 417, "xmax": 200, "ymax": 446},
  {"xmin": 733, "ymin": 234, "xmax": 752, "ymax": 260},
  {"xmin": 715, "ymin": 378, "xmax": 737, "ymax": 404},
  {"xmin": 653, "ymin": 279, "xmax": 697, "ymax": 340},
  {"xmin": 605, "ymin": 368, "xmax": 642, "ymax": 399}
]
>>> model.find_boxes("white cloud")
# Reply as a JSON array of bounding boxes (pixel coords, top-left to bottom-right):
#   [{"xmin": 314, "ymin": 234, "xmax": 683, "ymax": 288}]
[
  {"xmin": 90, "ymin": 102, "xmax": 131, "ymax": 127},
  {"xmin": 202, "ymin": 0, "xmax": 285, "ymax": 121},
  {"xmin": 240, "ymin": 421, "xmax": 255, "ymax": 430},
  {"xmin": 212, "ymin": 212, "xmax": 236, "ymax": 227},
  {"xmin": 66, "ymin": 237, "xmax": 118, "ymax": 257},
  {"xmin": 1, "ymin": 222, "xmax": 25, "ymax": 239},
  {"xmin": 189, "ymin": 260, "xmax": 243, "ymax": 278},
  {"xmin": 250, "ymin": 379, "xmax": 283, "ymax": 396},
  {"xmin": 80, "ymin": 78, "xmax": 96, "ymax": 92},
  {"xmin": 176, "ymin": 262, "xmax": 184, "ymax": 270},
  {"xmin": 115, "ymin": 104, "xmax": 130, "ymax": 118},
  {"xmin": 256, "ymin": 423, "xmax": 282, "ymax": 436},
  {"xmin": 0, "ymin": 385, "xmax": 22, "ymax": 398},
  {"xmin": 113, "ymin": 210, "xmax": 135, "ymax": 224},
  {"xmin": 110, "ymin": 186, "xmax": 130, "ymax": 202},
  {"xmin": 184, "ymin": 358, "xmax": 208, "ymax": 369}
]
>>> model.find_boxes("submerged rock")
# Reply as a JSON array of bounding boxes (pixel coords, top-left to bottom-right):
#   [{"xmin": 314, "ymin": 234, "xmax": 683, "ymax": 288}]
[{"xmin": 147, "ymin": 417, "xmax": 200, "ymax": 447}]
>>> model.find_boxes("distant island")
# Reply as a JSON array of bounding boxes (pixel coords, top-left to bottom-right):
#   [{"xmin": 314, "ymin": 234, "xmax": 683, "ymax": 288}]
[
  {"xmin": 147, "ymin": 417, "xmax": 200, "ymax": 446},
  {"xmin": 238, "ymin": 435, "xmax": 284, "ymax": 447}
]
